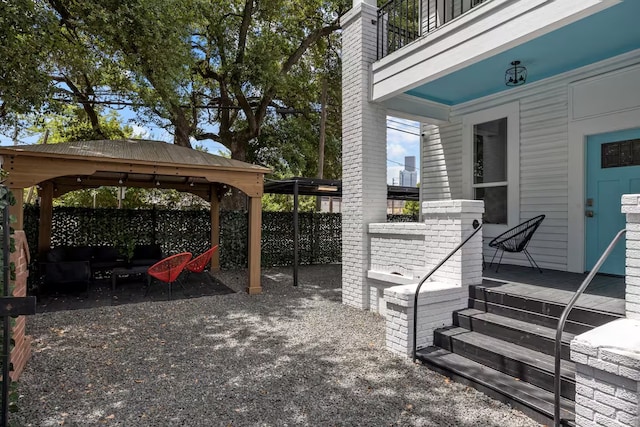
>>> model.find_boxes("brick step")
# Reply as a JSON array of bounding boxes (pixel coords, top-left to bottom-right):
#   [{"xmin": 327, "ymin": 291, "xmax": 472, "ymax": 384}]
[
  {"xmin": 416, "ymin": 347, "xmax": 576, "ymax": 427},
  {"xmin": 434, "ymin": 326, "xmax": 576, "ymax": 399},
  {"xmin": 454, "ymin": 308, "xmax": 575, "ymax": 360}
]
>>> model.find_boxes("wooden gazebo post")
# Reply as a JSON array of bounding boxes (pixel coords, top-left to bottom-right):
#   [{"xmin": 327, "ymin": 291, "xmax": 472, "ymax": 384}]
[
  {"xmin": 37, "ymin": 182, "xmax": 54, "ymax": 255},
  {"xmin": 247, "ymin": 195, "xmax": 262, "ymax": 295}
]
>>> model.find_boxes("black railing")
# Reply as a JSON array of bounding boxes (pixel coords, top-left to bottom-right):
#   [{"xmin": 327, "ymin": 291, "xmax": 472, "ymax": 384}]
[
  {"xmin": 553, "ymin": 229, "xmax": 626, "ymax": 427},
  {"xmin": 412, "ymin": 221, "xmax": 482, "ymax": 362},
  {"xmin": 377, "ymin": 0, "xmax": 490, "ymax": 60}
]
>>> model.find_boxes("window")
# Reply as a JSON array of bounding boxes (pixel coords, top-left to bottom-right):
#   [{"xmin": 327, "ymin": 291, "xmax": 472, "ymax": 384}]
[
  {"xmin": 462, "ymin": 102, "xmax": 519, "ymax": 232},
  {"xmin": 473, "ymin": 118, "xmax": 507, "ymax": 224}
]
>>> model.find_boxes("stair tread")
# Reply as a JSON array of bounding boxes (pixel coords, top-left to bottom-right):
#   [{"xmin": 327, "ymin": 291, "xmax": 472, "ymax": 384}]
[
  {"xmin": 473, "ymin": 283, "xmax": 624, "ymax": 319},
  {"xmin": 457, "ymin": 308, "xmax": 576, "ymax": 344},
  {"xmin": 474, "ymin": 279, "xmax": 624, "ymax": 317},
  {"xmin": 417, "ymin": 347, "xmax": 575, "ymax": 422},
  {"xmin": 468, "ymin": 298, "xmax": 594, "ymax": 335},
  {"xmin": 438, "ymin": 327, "xmax": 575, "ymax": 379}
]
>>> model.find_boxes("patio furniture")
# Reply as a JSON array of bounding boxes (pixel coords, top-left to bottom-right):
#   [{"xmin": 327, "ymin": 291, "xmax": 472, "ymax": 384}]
[
  {"xmin": 488, "ymin": 214, "xmax": 545, "ymax": 273},
  {"xmin": 111, "ymin": 265, "xmax": 151, "ymax": 291},
  {"xmin": 147, "ymin": 252, "xmax": 192, "ymax": 299},
  {"xmin": 130, "ymin": 244, "xmax": 163, "ymax": 268},
  {"xmin": 185, "ymin": 245, "xmax": 219, "ymax": 277}
]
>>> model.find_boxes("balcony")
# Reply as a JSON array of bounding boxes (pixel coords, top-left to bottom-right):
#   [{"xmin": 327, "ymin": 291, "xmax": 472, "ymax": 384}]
[{"xmin": 377, "ymin": 0, "xmax": 489, "ymax": 60}]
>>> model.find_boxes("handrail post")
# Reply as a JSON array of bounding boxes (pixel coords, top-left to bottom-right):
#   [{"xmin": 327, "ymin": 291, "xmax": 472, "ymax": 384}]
[
  {"xmin": 412, "ymin": 222, "xmax": 482, "ymax": 362},
  {"xmin": 553, "ymin": 228, "xmax": 626, "ymax": 427}
]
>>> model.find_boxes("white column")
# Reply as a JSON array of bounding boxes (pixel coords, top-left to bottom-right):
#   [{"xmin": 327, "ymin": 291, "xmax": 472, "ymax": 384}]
[
  {"xmin": 622, "ymin": 194, "xmax": 640, "ymax": 319},
  {"xmin": 341, "ymin": 2, "xmax": 388, "ymax": 309}
]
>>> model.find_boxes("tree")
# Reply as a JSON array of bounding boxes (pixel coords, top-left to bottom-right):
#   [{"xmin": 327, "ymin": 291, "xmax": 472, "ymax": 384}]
[
  {"xmin": 0, "ymin": 0, "xmax": 56, "ymax": 128},
  {"xmin": 3, "ymin": 1, "xmax": 346, "ymax": 209}
]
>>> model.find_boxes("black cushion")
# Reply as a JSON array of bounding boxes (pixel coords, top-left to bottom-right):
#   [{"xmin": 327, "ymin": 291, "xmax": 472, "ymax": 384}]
[
  {"xmin": 46, "ymin": 247, "xmax": 67, "ymax": 263},
  {"xmin": 132, "ymin": 244, "xmax": 162, "ymax": 261},
  {"xmin": 93, "ymin": 246, "xmax": 120, "ymax": 262},
  {"xmin": 66, "ymin": 246, "xmax": 93, "ymax": 262}
]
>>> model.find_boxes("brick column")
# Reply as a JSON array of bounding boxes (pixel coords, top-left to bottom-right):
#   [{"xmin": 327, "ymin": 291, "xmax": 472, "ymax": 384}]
[
  {"xmin": 341, "ymin": 0, "xmax": 388, "ymax": 309},
  {"xmin": 422, "ymin": 200, "xmax": 484, "ymax": 285},
  {"xmin": 567, "ymin": 194, "xmax": 640, "ymax": 427},
  {"xmin": 384, "ymin": 199, "xmax": 484, "ymax": 357},
  {"xmin": 622, "ymin": 194, "xmax": 640, "ymax": 318},
  {"xmin": 10, "ymin": 231, "xmax": 32, "ymax": 380},
  {"xmin": 570, "ymin": 320, "xmax": 640, "ymax": 427}
]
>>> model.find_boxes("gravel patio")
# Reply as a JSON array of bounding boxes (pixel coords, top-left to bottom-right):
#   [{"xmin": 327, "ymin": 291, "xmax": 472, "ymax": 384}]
[{"xmin": 12, "ymin": 264, "xmax": 542, "ymax": 426}]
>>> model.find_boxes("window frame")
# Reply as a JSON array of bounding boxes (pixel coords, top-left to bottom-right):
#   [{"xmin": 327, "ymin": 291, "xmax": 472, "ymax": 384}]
[{"xmin": 462, "ymin": 101, "xmax": 520, "ymax": 237}]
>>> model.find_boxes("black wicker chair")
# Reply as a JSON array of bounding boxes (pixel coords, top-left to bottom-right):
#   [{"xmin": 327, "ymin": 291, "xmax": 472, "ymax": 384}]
[{"xmin": 488, "ymin": 215, "xmax": 545, "ymax": 273}]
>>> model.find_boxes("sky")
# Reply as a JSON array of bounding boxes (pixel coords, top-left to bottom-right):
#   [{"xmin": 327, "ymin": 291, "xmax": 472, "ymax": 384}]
[{"xmin": 0, "ymin": 111, "xmax": 420, "ymax": 186}]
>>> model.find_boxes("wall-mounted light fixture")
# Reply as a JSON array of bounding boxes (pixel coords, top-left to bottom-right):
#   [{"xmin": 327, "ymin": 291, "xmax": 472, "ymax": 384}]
[
  {"xmin": 505, "ymin": 60, "xmax": 527, "ymax": 87},
  {"xmin": 76, "ymin": 177, "xmax": 82, "ymax": 183}
]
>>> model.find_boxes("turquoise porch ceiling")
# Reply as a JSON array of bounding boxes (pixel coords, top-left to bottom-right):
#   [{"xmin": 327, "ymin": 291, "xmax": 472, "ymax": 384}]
[{"xmin": 405, "ymin": 0, "xmax": 640, "ymax": 105}]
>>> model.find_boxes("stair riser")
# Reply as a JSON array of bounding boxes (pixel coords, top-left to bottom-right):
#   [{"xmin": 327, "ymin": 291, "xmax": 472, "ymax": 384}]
[
  {"xmin": 418, "ymin": 359, "xmax": 556, "ymax": 426},
  {"xmin": 469, "ymin": 286, "xmax": 619, "ymax": 327},
  {"xmin": 454, "ymin": 312, "xmax": 572, "ymax": 360},
  {"xmin": 469, "ymin": 299, "xmax": 592, "ymax": 335},
  {"xmin": 435, "ymin": 332, "xmax": 575, "ymax": 399}
]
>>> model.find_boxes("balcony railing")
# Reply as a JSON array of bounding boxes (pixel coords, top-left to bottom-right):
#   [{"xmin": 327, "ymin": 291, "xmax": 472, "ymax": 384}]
[{"xmin": 377, "ymin": 0, "xmax": 489, "ymax": 60}]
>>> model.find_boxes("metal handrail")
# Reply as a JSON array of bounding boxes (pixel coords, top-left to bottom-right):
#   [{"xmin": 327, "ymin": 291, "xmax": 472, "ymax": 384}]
[
  {"xmin": 553, "ymin": 228, "xmax": 626, "ymax": 427},
  {"xmin": 412, "ymin": 222, "xmax": 482, "ymax": 362}
]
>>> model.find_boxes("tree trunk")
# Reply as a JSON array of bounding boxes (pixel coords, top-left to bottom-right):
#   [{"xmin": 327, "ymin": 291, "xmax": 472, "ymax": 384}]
[
  {"xmin": 173, "ymin": 108, "xmax": 193, "ymax": 148},
  {"xmin": 316, "ymin": 78, "xmax": 328, "ymax": 211},
  {"xmin": 220, "ymin": 137, "xmax": 250, "ymax": 211}
]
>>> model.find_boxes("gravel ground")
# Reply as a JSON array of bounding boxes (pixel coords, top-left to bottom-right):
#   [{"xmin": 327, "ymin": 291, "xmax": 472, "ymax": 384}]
[{"xmin": 12, "ymin": 265, "xmax": 542, "ymax": 427}]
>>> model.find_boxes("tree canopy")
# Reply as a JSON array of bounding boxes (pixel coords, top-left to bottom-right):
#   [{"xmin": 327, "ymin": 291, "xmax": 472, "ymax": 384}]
[{"xmin": 2, "ymin": 0, "xmax": 345, "ymax": 166}]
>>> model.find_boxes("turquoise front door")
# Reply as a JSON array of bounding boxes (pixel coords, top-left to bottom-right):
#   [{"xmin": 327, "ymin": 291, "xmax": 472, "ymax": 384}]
[{"xmin": 586, "ymin": 128, "xmax": 640, "ymax": 275}]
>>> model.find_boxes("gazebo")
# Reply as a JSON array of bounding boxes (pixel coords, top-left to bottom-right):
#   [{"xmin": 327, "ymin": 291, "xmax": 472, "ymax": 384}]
[{"xmin": 0, "ymin": 139, "xmax": 270, "ymax": 294}]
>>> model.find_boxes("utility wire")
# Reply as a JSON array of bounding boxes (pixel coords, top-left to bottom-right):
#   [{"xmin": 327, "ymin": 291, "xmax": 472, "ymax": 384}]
[
  {"xmin": 387, "ymin": 126, "xmax": 421, "ymax": 136},
  {"xmin": 387, "ymin": 118, "xmax": 420, "ymax": 128}
]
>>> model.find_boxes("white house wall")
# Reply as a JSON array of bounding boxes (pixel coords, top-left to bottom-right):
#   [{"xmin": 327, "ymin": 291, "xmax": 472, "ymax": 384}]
[{"xmin": 420, "ymin": 51, "xmax": 640, "ymax": 272}]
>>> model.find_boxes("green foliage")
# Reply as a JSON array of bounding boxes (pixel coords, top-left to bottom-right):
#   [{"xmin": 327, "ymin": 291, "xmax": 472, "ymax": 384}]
[
  {"xmin": 403, "ymin": 201, "xmax": 420, "ymax": 215},
  {"xmin": 262, "ymin": 194, "xmax": 318, "ymax": 212},
  {"xmin": 0, "ymin": 0, "xmax": 56, "ymax": 124},
  {"xmin": 31, "ymin": 106, "xmax": 135, "ymax": 143},
  {"xmin": 23, "ymin": 206, "xmax": 342, "ymax": 276}
]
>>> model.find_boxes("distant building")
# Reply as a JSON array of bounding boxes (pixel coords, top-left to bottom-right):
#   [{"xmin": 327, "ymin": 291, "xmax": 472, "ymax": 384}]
[{"xmin": 399, "ymin": 156, "xmax": 417, "ymax": 187}]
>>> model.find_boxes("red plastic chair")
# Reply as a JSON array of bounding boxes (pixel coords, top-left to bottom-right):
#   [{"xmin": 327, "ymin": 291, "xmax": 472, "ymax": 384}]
[
  {"xmin": 147, "ymin": 252, "xmax": 192, "ymax": 299},
  {"xmin": 185, "ymin": 245, "xmax": 219, "ymax": 275}
]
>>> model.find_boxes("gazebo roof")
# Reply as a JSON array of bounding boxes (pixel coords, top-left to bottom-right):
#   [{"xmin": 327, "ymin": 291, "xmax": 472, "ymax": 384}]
[
  {"xmin": 1, "ymin": 139, "xmax": 268, "ymax": 172},
  {"xmin": 0, "ymin": 139, "xmax": 270, "ymax": 198}
]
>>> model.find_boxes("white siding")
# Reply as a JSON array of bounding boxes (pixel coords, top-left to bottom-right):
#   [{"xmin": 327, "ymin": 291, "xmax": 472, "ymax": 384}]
[
  {"xmin": 421, "ymin": 83, "xmax": 571, "ymax": 270},
  {"xmin": 421, "ymin": 121, "xmax": 463, "ymax": 201}
]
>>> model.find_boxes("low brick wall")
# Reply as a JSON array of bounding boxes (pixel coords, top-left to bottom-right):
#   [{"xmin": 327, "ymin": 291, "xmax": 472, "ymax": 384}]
[
  {"xmin": 570, "ymin": 319, "xmax": 639, "ymax": 427},
  {"xmin": 10, "ymin": 231, "xmax": 32, "ymax": 380},
  {"xmin": 385, "ymin": 282, "xmax": 468, "ymax": 357}
]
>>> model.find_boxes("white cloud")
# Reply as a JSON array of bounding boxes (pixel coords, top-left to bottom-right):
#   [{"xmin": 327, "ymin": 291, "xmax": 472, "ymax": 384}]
[{"xmin": 130, "ymin": 125, "xmax": 150, "ymax": 139}]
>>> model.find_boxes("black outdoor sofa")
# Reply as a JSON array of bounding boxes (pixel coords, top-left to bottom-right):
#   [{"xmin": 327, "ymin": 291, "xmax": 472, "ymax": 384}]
[{"xmin": 39, "ymin": 244, "xmax": 162, "ymax": 293}]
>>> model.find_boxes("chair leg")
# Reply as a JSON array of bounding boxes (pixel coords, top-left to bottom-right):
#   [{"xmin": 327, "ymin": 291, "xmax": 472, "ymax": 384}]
[
  {"xmin": 523, "ymin": 249, "xmax": 543, "ymax": 273},
  {"xmin": 495, "ymin": 250, "xmax": 505, "ymax": 273},
  {"xmin": 489, "ymin": 249, "xmax": 500, "ymax": 268}
]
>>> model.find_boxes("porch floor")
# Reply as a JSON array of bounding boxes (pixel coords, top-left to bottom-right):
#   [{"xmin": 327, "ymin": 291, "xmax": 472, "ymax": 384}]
[{"xmin": 482, "ymin": 264, "xmax": 625, "ymax": 316}]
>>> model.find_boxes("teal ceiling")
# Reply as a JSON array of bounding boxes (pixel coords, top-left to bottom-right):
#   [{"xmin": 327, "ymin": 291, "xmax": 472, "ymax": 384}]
[{"xmin": 405, "ymin": 0, "xmax": 640, "ymax": 105}]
